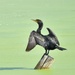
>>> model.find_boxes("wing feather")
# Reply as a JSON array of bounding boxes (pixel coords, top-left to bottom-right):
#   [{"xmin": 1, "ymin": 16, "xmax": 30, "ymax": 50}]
[
  {"xmin": 26, "ymin": 31, "xmax": 36, "ymax": 51},
  {"xmin": 47, "ymin": 28, "xmax": 60, "ymax": 45}
]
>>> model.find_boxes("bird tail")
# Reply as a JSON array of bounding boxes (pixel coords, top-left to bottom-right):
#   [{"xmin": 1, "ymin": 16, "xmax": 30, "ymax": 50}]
[{"xmin": 56, "ymin": 46, "xmax": 67, "ymax": 51}]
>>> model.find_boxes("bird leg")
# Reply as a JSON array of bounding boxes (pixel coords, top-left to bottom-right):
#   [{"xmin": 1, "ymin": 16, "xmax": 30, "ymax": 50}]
[
  {"xmin": 47, "ymin": 50, "xmax": 50, "ymax": 55},
  {"xmin": 44, "ymin": 49, "xmax": 49, "ymax": 55}
]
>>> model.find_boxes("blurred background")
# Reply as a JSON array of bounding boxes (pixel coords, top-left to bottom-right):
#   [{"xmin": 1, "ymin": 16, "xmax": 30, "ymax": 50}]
[{"xmin": 0, "ymin": 0, "xmax": 75, "ymax": 75}]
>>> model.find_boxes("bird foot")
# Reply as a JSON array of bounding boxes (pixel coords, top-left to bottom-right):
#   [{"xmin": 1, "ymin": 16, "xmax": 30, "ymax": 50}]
[{"xmin": 44, "ymin": 53, "xmax": 48, "ymax": 55}]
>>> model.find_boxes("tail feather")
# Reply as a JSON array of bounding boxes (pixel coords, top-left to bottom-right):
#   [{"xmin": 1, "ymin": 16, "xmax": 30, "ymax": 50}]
[{"xmin": 56, "ymin": 46, "xmax": 67, "ymax": 51}]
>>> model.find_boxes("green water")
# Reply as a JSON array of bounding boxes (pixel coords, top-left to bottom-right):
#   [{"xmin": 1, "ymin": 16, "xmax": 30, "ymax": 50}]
[{"xmin": 0, "ymin": 0, "xmax": 75, "ymax": 75}]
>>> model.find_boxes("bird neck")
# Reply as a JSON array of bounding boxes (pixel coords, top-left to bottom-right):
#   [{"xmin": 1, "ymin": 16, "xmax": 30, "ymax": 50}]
[{"xmin": 37, "ymin": 22, "xmax": 43, "ymax": 34}]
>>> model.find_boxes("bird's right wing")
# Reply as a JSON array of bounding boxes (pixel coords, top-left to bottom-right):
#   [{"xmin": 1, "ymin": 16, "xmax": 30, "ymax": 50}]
[
  {"xmin": 47, "ymin": 28, "xmax": 60, "ymax": 45},
  {"xmin": 26, "ymin": 31, "xmax": 36, "ymax": 51}
]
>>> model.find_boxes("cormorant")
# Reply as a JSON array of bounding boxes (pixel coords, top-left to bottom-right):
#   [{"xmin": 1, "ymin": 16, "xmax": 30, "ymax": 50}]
[{"xmin": 26, "ymin": 19, "xmax": 66, "ymax": 55}]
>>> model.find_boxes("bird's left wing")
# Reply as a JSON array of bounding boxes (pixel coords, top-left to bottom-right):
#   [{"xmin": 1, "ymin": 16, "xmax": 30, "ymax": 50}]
[{"xmin": 26, "ymin": 31, "xmax": 36, "ymax": 51}]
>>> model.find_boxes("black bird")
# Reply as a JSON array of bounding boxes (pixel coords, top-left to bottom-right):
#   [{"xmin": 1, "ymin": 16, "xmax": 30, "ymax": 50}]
[{"xmin": 26, "ymin": 19, "xmax": 66, "ymax": 55}]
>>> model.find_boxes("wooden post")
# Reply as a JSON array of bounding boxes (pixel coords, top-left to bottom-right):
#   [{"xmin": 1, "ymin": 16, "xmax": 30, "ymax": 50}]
[{"xmin": 34, "ymin": 54, "xmax": 54, "ymax": 69}]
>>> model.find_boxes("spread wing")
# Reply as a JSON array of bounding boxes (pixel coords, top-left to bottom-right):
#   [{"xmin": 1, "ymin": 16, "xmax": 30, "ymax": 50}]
[
  {"xmin": 26, "ymin": 31, "xmax": 36, "ymax": 52},
  {"xmin": 47, "ymin": 28, "xmax": 60, "ymax": 45},
  {"xmin": 34, "ymin": 33, "xmax": 45, "ymax": 47}
]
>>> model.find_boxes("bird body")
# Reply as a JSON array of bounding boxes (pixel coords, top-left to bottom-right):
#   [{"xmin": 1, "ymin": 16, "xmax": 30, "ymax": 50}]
[{"xmin": 26, "ymin": 19, "xmax": 66, "ymax": 55}]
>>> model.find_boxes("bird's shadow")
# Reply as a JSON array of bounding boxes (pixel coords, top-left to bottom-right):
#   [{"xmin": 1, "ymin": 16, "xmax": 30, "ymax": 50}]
[{"xmin": 0, "ymin": 67, "xmax": 34, "ymax": 70}]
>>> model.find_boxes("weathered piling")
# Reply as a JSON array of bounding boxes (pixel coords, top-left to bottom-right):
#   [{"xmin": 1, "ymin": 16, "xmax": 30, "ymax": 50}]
[{"xmin": 34, "ymin": 54, "xmax": 54, "ymax": 69}]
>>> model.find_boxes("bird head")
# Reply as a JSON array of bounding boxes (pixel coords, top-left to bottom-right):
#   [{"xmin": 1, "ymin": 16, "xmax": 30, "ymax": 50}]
[{"xmin": 32, "ymin": 19, "xmax": 43, "ymax": 25}]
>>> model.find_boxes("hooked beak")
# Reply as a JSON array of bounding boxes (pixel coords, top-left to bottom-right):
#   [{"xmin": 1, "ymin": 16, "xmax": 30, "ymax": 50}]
[{"xmin": 31, "ymin": 19, "xmax": 37, "ymax": 22}]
